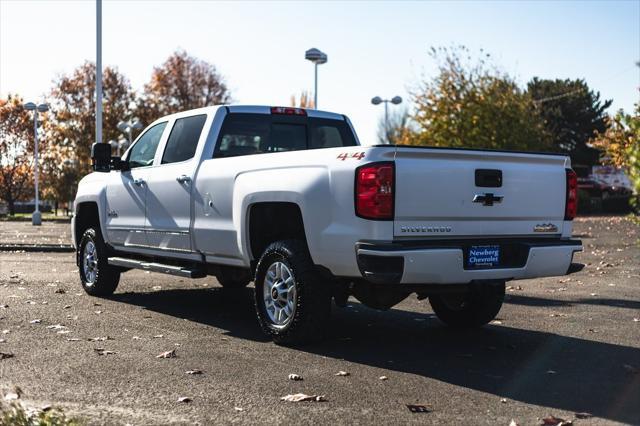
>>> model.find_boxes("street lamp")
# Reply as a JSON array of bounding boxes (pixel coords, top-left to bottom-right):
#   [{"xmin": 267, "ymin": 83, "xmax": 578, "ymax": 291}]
[
  {"xmin": 117, "ymin": 118, "xmax": 143, "ymax": 147},
  {"xmin": 305, "ymin": 48, "xmax": 328, "ymax": 109},
  {"xmin": 108, "ymin": 137, "xmax": 130, "ymax": 156},
  {"xmin": 23, "ymin": 102, "xmax": 49, "ymax": 225},
  {"xmin": 371, "ymin": 96, "xmax": 402, "ymax": 144}
]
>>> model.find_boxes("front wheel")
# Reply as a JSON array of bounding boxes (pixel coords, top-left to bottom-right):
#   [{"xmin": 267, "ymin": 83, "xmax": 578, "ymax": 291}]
[
  {"xmin": 78, "ymin": 228, "xmax": 120, "ymax": 296},
  {"xmin": 254, "ymin": 240, "xmax": 331, "ymax": 345},
  {"xmin": 429, "ymin": 281, "xmax": 505, "ymax": 328}
]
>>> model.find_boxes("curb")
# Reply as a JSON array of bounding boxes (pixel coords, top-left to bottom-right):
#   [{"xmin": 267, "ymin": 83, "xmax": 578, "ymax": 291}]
[{"xmin": 0, "ymin": 244, "xmax": 75, "ymax": 253}]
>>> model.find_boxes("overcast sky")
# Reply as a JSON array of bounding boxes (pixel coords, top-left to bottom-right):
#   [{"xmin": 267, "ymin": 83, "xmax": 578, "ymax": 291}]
[{"xmin": 1, "ymin": 0, "xmax": 639, "ymax": 144}]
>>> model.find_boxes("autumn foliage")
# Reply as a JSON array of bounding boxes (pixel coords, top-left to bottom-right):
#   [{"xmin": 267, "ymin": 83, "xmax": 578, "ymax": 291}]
[
  {"xmin": 0, "ymin": 50, "xmax": 231, "ymax": 214},
  {"xmin": 0, "ymin": 95, "xmax": 39, "ymax": 215}
]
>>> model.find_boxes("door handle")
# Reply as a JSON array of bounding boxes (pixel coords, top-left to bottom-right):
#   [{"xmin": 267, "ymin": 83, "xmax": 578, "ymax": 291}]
[
  {"xmin": 176, "ymin": 175, "xmax": 191, "ymax": 183},
  {"xmin": 133, "ymin": 178, "xmax": 145, "ymax": 186}
]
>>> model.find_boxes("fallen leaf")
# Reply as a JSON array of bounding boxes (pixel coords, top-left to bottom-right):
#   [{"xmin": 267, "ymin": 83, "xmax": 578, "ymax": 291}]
[
  {"xmin": 280, "ymin": 393, "xmax": 326, "ymax": 402},
  {"xmin": 574, "ymin": 412, "xmax": 593, "ymax": 419},
  {"xmin": 406, "ymin": 404, "xmax": 430, "ymax": 413},
  {"xmin": 94, "ymin": 348, "xmax": 117, "ymax": 355},
  {"xmin": 3, "ymin": 392, "xmax": 19, "ymax": 401},
  {"xmin": 379, "ymin": 376, "xmax": 388, "ymax": 381},
  {"xmin": 88, "ymin": 336, "xmax": 112, "ymax": 342},
  {"xmin": 186, "ymin": 369, "xmax": 203, "ymax": 375},
  {"xmin": 539, "ymin": 415, "xmax": 573, "ymax": 425},
  {"xmin": 156, "ymin": 349, "xmax": 177, "ymax": 358},
  {"xmin": 0, "ymin": 352, "xmax": 15, "ymax": 360},
  {"xmin": 177, "ymin": 397, "xmax": 192, "ymax": 403},
  {"xmin": 335, "ymin": 371, "xmax": 350, "ymax": 376},
  {"xmin": 46, "ymin": 324, "xmax": 66, "ymax": 330}
]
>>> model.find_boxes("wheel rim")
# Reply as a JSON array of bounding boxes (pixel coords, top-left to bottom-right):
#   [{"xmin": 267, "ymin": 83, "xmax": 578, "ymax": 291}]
[
  {"xmin": 263, "ymin": 261, "xmax": 297, "ymax": 327},
  {"xmin": 83, "ymin": 241, "xmax": 98, "ymax": 286}
]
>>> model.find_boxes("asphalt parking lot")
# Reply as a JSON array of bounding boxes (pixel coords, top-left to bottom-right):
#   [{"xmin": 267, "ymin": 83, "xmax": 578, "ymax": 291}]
[{"xmin": 0, "ymin": 217, "xmax": 639, "ymax": 425}]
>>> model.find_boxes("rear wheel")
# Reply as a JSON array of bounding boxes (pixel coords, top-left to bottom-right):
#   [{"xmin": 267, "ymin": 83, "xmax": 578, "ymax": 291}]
[
  {"xmin": 254, "ymin": 240, "xmax": 331, "ymax": 345},
  {"xmin": 78, "ymin": 228, "xmax": 120, "ymax": 296},
  {"xmin": 429, "ymin": 281, "xmax": 505, "ymax": 328}
]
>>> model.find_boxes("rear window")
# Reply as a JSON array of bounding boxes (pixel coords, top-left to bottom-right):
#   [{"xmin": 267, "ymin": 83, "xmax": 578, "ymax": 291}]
[{"xmin": 214, "ymin": 113, "xmax": 356, "ymax": 158}]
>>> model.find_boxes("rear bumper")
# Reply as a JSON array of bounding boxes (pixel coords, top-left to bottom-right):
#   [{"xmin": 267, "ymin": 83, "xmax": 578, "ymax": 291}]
[{"xmin": 356, "ymin": 238, "xmax": 583, "ymax": 285}]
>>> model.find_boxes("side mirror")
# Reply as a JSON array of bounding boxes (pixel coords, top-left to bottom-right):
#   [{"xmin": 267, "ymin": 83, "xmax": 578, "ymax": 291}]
[{"xmin": 91, "ymin": 143, "xmax": 111, "ymax": 172}]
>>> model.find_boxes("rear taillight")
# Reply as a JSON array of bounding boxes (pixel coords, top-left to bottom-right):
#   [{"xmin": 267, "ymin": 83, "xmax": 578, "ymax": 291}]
[
  {"xmin": 355, "ymin": 162, "xmax": 394, "ymax": 220},
  {"xmin": 565, "ymin": 169, "xmax": 578, "ymax": 220},
  {"xmin": 270, "ymin": 106, "xmax": 306, "ymax": 116}
]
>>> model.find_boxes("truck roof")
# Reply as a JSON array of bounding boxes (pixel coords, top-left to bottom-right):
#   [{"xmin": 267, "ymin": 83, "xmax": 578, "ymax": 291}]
[{"xmin": 152, "ymin": 105, "xmax": 345, "ymax": 123}]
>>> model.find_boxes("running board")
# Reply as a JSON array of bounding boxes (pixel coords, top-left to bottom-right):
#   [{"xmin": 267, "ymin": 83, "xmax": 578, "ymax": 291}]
[{"xmin": 108, "ymin": 257, "xmax": 206, "ymax": 279}]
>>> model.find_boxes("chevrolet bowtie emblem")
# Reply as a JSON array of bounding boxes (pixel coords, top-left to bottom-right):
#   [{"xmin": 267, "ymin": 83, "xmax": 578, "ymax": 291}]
[{"xmin": 473, "ymin": 193, "xmax": 503, "ymax": 206}]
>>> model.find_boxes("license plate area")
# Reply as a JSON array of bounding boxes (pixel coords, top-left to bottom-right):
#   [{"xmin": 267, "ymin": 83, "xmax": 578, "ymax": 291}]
[{"xmin": 466, "ymin": 245, "xmax": 500, "ymax": 269}]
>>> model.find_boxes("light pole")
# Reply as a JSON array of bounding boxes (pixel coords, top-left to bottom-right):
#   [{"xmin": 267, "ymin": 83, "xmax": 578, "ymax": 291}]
[
  {"xmin": 108, "ymin": 137, "xmax": 130, "ymax": 156},
  {"xmin": 23, "ymin": 102, "xmax": 49, "ymax": 225},
  {"xmin": 371, "ymin": 96, "xmax": 402, "ymax": 144},
  {"xmin": 117, "ymin": 118, "xmax": 143, "ymax": 148},
  {"xmin": 305, "ymin": 48, "xmax": 328, "ymax": 109}
]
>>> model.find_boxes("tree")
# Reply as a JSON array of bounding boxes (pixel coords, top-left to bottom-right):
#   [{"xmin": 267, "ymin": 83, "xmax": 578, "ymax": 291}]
[
  {"xmin": 410, "ymin": 46, "xmax": 550, "ymax": 151},
  {"xmin": 527, "ymin": 78, "xmax": 611, "ymax": 166},
  {"xmin": 0, "ymin": 95, "xmax": 37, "ymax": 215},
  {"xmin": 591, "ymin": 102, "xmax": 640, "ymax": 209},
  {"xmin": 46, "ymin": 61, "xmax": 135, "ymax": 200},
  {"xmin": 139, "ymin": 50, "xmax": 231, "ymax": 125},
  {"xmin": 377, "ymin": 108, "xmax": 415, "ymax": 145},
  {"xmin": 290, "ymin": 91, "xmax": 314, "ymax": 108}
]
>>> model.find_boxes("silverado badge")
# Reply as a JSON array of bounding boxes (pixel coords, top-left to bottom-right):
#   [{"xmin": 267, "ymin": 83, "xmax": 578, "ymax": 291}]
[{"xmin": 533, "ymin": 223, "xmax": 558, "ymax": 233}]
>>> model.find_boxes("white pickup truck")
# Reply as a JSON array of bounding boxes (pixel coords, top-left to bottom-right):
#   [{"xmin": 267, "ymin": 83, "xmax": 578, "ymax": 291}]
[{"xmin": 73, "ymin": 105, "xmax": 583, "ymax": 344}]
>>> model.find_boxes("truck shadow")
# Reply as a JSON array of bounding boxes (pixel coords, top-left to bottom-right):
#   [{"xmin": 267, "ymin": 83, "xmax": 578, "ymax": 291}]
[{"xmin": 111, "ymin": 287, "xmax": 640, "ymax": 424}]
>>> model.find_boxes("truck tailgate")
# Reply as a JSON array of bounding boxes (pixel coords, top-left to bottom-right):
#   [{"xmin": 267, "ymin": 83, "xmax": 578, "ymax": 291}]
[{"xmin": 393, "ymin": 147, "xmax": 570, "ymax": 238}]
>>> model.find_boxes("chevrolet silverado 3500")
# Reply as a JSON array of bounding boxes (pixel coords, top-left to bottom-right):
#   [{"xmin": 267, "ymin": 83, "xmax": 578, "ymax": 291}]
[{"xmin": 72, "ymin": 105, "xmax": 583, "ymax": 344}]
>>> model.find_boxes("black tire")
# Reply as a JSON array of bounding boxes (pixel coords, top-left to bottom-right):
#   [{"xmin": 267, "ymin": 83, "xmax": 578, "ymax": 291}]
[
  {"xmin": 254, "ymin": 240, "xmax": 331, "ymax": 345},
  {"xmin": 216, "ymin": 267, "xmax": 251, "ymax": 289},
  {"xmin": 78, "ymin": 228, "xmax": 120, "ymax": 296},
  {"xmin": 429, "ymin": 281, "xmax": 505, "ymax": 328}
]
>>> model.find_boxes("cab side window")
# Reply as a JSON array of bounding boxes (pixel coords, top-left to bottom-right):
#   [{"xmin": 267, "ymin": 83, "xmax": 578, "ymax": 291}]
[
  {"xmin": 161, "ymin": 114, "xmax": 207, "ymax": 164},
  {"xmin": 127, "ymin": 122, "xmax": 167, "ymax": 169}
]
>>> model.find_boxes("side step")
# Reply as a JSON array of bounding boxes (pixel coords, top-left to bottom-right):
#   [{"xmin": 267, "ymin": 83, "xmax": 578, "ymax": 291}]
[{"xmin": 108, "ymin": 257, "xmax": 206, "ymax": 279}]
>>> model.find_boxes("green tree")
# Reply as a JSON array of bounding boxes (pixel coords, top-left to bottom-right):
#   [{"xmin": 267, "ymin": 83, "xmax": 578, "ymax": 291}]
[
  {"xmin": 527, "ymin": 78, "xmax": 611, "ymax": 166},
  {"xmin": 138, "ymin": 50, "xmax": 231, "ymax": 126},
  {"xmin": 410, "ymin": 46, "xmax": 550, "ymax": 151}
]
